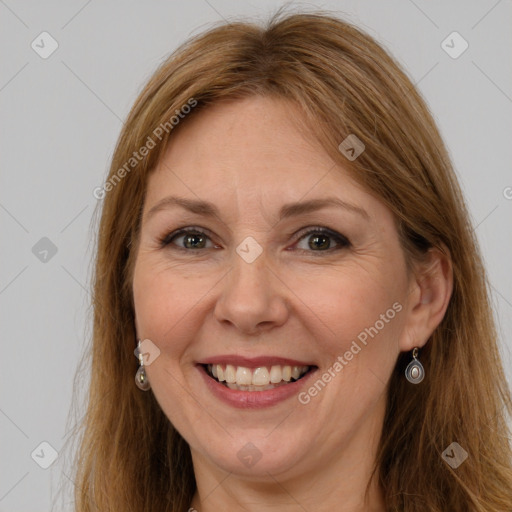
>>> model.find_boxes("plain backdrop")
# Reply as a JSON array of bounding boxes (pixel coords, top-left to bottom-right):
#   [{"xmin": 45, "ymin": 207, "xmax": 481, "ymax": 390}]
[{"xmin": 1, "ymin": 1, "xmax": 511, "ymax": 510}]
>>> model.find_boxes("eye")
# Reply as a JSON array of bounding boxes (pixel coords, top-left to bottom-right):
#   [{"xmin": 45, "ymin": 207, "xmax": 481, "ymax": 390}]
[
  {"xmin": 292, "ymin": 227, "xmax": 351, "ymax": 253},
  {"xmin": 159, "ymin": 227, "xmax": 218, "ymax": 251},
  {"xmin": 158, "ymin": 226, "xmax": 351, "ymax": 253}
]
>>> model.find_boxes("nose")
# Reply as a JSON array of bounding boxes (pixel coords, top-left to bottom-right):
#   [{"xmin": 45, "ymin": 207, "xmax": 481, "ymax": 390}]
[{"xmin": 213, "ymin": 247, "xmax": 290, "ymax": 335}]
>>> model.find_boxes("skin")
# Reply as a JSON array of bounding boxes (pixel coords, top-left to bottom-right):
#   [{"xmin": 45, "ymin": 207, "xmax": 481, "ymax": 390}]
[{"xmin": 132, "ymin": 96, "xmax": 453, "ymax": 511}]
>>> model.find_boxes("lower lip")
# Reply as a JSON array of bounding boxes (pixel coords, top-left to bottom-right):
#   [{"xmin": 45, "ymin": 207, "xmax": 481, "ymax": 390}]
[{"xmin": 197, "ymin": 365, "xmax": 318, "ymax": 409}]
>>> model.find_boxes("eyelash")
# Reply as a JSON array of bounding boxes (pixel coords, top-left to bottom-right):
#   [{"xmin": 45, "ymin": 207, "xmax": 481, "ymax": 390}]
[{"xmin": 158, "ymin": 226, "xmax": 351, "ymax": 254}]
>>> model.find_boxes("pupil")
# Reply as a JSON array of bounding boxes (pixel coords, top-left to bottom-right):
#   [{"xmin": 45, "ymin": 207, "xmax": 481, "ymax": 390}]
[
  {"xmin": 309, "ymin": 234, "xmax": 330, "ymax": 250},
  {"xmin": 185, "ymin": 233, "xmax": 206, "ymax": 249}
]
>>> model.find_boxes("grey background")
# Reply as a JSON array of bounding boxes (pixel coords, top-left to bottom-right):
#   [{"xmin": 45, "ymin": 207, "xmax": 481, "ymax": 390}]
[{"xmin": 1, "ymin": 1, "xmax": 511, "ymax": 510}]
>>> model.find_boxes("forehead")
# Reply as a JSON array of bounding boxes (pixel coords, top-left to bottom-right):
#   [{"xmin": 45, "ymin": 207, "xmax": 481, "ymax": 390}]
[{"xmin": 144, "ymin": 96, "xmax": 370, "ymax": 210}]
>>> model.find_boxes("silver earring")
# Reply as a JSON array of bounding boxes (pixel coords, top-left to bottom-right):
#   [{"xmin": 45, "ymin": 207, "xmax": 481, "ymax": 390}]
[
  {"xmin": 405, "ymin": 347, "xmax": 425, "ymax": 384},
  {"xmin": 135, "ymin": 340, "xmax": 151, "ymax": 391}
]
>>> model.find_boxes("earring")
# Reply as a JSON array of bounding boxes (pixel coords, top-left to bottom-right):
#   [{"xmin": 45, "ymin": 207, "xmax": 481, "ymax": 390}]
[
  {"xmin": 405, "ymin": 347, "xmax": 425, "ymax": 384},
  {"xmin": 135, "ymin": 340, "xmax": 151, "ymax": 391}
]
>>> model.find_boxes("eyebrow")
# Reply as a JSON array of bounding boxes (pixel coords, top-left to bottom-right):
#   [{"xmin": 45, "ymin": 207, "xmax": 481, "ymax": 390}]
[{"xmin": 145, "ymin": 195, "xmax": 370, "ymax": 222}]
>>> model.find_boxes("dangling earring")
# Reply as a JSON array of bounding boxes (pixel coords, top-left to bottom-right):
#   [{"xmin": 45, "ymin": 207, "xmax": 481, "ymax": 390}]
[
  {"xmin": 135, "ymin": 339, "xmax": 151, "ymax": 391},
  {"xmin": 405, "ymin": 347, "xmax": 425, "ymax": 384}
]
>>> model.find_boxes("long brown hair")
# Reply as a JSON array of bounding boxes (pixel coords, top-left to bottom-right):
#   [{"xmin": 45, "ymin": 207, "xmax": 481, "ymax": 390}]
[{"xmin": 71, "ymin": 9, "xmax": 512, "ymax": 511}]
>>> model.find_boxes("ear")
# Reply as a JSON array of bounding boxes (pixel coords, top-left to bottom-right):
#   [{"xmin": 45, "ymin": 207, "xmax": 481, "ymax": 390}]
[{"xmin": 399, "ymin": 245, "xmax": 453, "ymax": 352}]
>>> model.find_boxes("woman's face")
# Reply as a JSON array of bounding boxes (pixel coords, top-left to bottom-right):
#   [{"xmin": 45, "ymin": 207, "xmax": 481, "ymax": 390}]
[{"xmin": 132, "ymin": 96, "xmax": 414, "ymax": 480}]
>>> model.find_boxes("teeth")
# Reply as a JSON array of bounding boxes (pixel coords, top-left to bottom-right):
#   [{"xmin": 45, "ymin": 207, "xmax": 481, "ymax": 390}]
[
  {"xmin": 207, "ymin": 364, "xmax": 310, "ymax": 388},
  {"xmin": 226, "ymin": 382, "xmax": 277, "ymax": 391},
  {"xmin": 236, "ymin": 366, "xmax": 253, "ymax": 386},
  {"xmin": 270, "ymin": 365, "xmax": 282, "ymax": 383},
  {"xmin": 252, "ymin": 367, "xmax": 270, "ymax": 386},
  {"xmin": 225, "ymin": 364, "xmax": 236, "ymax": 383}
]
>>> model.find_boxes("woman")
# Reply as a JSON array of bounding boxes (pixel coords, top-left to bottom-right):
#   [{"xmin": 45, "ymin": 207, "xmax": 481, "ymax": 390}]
[{"xmin": 73, "ymin": 10, "xmax": 512, "ymax": 512}]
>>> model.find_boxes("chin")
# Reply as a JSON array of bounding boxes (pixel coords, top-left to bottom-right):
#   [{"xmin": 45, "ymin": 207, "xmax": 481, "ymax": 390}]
[
  {"xmin": 209, "ymin": 448, "xmax": 305, "ymax": 479},
  {"xmin": 191, "ymin": 427, "xmax": 316, "ymax": 479}
]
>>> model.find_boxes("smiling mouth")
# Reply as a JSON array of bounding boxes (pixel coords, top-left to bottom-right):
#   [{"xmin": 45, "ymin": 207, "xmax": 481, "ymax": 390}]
[{"xmin": 203, "ymin": 363, "xmax": 315, "ymax": 391}]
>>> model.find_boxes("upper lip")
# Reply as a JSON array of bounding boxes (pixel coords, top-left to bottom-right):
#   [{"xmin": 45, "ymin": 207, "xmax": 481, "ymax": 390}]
[{"xmin": 198, "ymin": 355, "xmax": 315, "ymax": 368}]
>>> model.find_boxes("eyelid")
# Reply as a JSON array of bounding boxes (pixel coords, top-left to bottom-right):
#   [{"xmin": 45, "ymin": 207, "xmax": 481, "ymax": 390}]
[{"xmin": 293, "ymin": 225, "xmax": 349, "ymax": 242}]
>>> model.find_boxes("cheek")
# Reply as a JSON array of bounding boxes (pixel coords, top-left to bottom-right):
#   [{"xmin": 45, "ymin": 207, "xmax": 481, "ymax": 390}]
[
  {"xmin": 291, "ymin": 264, "xmax": 404, "ymax": 354},
  {"xmin": 133, "ymin": 252, "xmax": 209, "ymax": 316},
  {"xmin": 132, "ymin": 260, "xmax": 205, "ymax": 420},
  {"xmin": 132, "ymin": 259, "xmax": 200, "ymax": 346}
]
